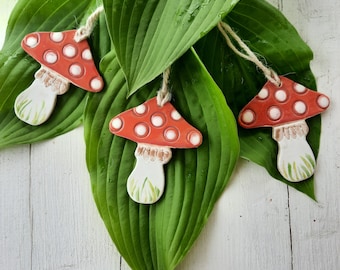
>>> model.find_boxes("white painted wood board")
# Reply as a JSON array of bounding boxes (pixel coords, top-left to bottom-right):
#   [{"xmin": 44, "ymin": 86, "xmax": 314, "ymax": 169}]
[{"xmin": 1, "ymin": 0, "xmax": 339, "ymax": 269}]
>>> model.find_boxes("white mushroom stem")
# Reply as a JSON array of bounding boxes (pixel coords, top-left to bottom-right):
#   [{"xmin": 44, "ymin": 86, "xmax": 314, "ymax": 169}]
[
  {"xmin": 272, "ymin": 120, "xmax": 316, "ymax": 182},
  {"xmin": 127, "ymin": 143, "xmax": 172, "ymax": 204},
  {"xmin": 14, "ymin": 66, "xmax": 70, "ymax": 126}
]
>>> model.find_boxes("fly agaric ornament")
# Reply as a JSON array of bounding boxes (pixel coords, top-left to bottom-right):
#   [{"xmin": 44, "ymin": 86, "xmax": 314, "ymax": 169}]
[
  {"xmin": 238, "ymin": 76, "xmax": 330, "ymax": 182},
  {"xmin": 109, "ymin": 97, "xmax": 203, "ymax": 204},
  {"xmin": 14, "ymin": 30, "xmax": 104, "ymax": 125}
]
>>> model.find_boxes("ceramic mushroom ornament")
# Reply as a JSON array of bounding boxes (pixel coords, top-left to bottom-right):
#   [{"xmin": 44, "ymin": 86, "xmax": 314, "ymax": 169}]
[
  {"xmin": 14, "ymin": 30, "xmax": 104, "ymax": 125},
  {"xmin": 238, "ymin": 76, "xmax": 330, "ymax": 182},
  {"xmin": 109, "ymin": 97, "xmax": 203, "ymax": 204}
]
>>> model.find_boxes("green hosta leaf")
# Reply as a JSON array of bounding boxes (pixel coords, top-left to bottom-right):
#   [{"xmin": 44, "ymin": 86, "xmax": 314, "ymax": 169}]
[
  {"xmin": 194, "ymin": 0, "xmax": 319, "ymax": 199},
  {"xmin": 0, "ymin": 0, "xmax": 110, "ymax": 149},
  {"xmin": 103, "ymin": 0, "xmax": 239, "ymax": 95},
  {"xmin": 84, "ymin": 48, "xmax": 239, "ymax": 269}
]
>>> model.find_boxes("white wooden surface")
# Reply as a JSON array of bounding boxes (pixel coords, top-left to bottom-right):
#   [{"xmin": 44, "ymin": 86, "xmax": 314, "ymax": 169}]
[{"xmin": 1, "ymin": 0, "xmax": 339, "ymax": 269}]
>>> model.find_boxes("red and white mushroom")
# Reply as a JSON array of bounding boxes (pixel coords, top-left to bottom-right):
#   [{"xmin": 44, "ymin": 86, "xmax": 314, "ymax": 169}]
[
  {"xmin": 109, "ymin": 97, "xmax": 203, "ymax": 204},
  {"xmin": 238, "ymin": 76, "xmax": 330, "ymax": 182},
  {"xmin": 14, "ymin": 30, "xmax": 104, "ymax": 125}
]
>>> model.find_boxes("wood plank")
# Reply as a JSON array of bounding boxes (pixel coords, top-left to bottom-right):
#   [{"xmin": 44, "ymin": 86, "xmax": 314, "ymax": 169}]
[
  {"xmin": 281, "ymin": 0, "xmax": 340, "ymax": 269},
  {"xmin": 29, "ymin": 128, "xmax": 121, "ymax": 270},
  {"xmin": 0, "ymin": 146, "xmax": 31, "ymax": 270},
  {"xmin": 0, "ymin": 2, "xmax": 31, "ymax": 269},
  {"xmin": 1, "ymin": 0, "xmax": 340, "ymax": 269}
]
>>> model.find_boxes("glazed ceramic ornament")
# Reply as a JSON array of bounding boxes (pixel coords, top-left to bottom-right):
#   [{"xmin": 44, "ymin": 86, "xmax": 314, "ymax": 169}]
[
  {"xmin": 14, "ymin": 30, "xmax": 104, "ymax": 125},
  {"xmin": 238, "ymin": 76, "xmax": 330, "ymax": 182},
  {"xmin": 109, "ymin": 97, "xmax": 203, "ymax": 204}
]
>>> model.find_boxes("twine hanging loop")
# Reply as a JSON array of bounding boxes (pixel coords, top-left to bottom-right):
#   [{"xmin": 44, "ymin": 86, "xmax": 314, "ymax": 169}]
[
  {"xmin": 217, "ymin": 21, "xmax": 281, "ymax": 87},
  {"xmin": 157, "ymin": 67, "xmax": 172, "ymax": 107},
  {"xmin": 74, "ymin": 5, "xmax": 104, "ymax": 42}
]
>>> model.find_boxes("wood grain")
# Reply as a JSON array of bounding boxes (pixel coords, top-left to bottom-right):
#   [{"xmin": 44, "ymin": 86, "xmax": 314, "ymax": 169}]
[{"xmin": 1, "ymin": 0, "xmax": 340, "ymax": 269}]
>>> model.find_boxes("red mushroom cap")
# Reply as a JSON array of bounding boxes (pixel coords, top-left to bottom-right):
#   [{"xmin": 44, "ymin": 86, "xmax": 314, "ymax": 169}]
[
  {"xmin": 21, "ymin": 30, "xmax": 104, "ymax": 92},
  {"xmin": 238, "ymin": 76, "xmax": 330, "ymax": 128},
  {"xmin": 109, "ymin": 97, "xmax": 203, "ymax": 148}
]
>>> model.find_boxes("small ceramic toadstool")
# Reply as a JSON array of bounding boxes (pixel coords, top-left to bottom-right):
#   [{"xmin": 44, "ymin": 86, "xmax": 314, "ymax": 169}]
[
  {"xmin": 238, "ymin": 76, "xmax": 330, "ymax": 182},
  {"xmin": 14, "ymin": 30, "xmax": 104, "ymax": 125},
  {"xmin": 109, "ymin": 97, "xmax": 203, "ymax": 204}
]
